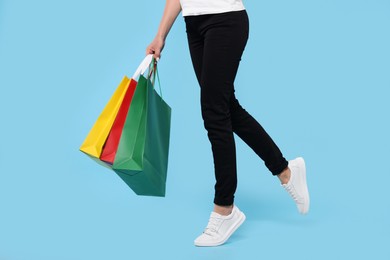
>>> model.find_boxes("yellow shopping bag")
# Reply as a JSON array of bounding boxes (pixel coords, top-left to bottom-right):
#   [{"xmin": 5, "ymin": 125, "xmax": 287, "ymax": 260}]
[{"xmin": 80, "ymin": 76, "xmax": 131, "ymax": 158}]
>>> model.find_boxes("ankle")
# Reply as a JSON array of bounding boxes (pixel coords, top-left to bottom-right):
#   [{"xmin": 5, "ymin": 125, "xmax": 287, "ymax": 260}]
[
  {"xmin": 278, "ymin": 167, "xmax": 291, "ymax": 185},
  {"xmin": 214, "ymin": 204, "xmax": 233, "ymax": 216}
]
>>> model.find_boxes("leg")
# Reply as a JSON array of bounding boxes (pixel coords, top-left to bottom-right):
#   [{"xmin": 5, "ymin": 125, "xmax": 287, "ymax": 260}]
[
  {"xmin": 229, "ymin": 78, "xmax": 310, "ymax": 214},
  {"xmin": 198, "ymin": 12, "xmax": 249, "ymax": 207},
  {"xmin": 186, "ymin": 17, "xmax": 235, "ymax": 214},
  {"xmin": 230, "ymin": 95, "xmax": 288, "ymax": 175}
]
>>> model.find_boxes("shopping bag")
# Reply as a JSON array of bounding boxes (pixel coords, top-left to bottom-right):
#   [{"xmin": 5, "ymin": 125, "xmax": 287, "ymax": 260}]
[
  {"xmin": 79, "ymin": 77, "xmax": 130, "ymax": 158},
  {"xmin": 113, "ymin": 64, "xmax": 172, "ymax": 197},
  {"xmin": 80, "ymin": 55, "xmax": 153, "ymax": 160},
  {"xmin": 99, "ymin": 79, "xmax": 138, "ymax": 164}
]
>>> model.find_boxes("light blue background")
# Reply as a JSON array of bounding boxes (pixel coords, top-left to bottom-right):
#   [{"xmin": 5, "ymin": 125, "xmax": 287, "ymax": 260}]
[{"xmin": 1, "ymin": 0, "xmax": 389, "ymax": 259}]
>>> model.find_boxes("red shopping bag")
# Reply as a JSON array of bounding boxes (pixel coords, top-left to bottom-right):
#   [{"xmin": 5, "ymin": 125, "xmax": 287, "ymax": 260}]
[{"xmin": 100, "ymin": 79, "xmax": 138, "ymax": 164}]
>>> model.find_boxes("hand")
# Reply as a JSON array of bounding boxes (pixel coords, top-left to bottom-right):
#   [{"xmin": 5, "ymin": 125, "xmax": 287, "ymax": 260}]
[{"xmin": 146, "ymin": 36, "xmax": 165, "ymax": 60}]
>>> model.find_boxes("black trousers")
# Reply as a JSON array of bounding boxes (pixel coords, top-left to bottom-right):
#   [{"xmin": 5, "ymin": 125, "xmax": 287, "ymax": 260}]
[{"xmin": 185, "ymin": 10, "xmax": 288, "ymax": 206}]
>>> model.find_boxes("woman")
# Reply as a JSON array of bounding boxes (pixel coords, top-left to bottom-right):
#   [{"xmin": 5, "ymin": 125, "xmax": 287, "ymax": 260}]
[{"xmin": 146, "ymin": 0, "xmax": 310, "ymax": 247}]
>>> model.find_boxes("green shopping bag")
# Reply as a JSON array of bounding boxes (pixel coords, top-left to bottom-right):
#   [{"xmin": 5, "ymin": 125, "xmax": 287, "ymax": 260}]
[{"xmin": 113, "ymin": 65, "xmax": 171, "ymax": 197}]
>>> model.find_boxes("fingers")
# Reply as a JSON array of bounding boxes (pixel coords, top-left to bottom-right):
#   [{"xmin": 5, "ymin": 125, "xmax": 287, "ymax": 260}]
[
  {"xmin": 154, "ymin": 50, "xmax": 161, "ymax": 60},
  {"xmin": 146, "ymin": 46, "xmax": 154, "ymax": 55},
  {"xmin": 146, "ymin": 37, "xmax": 165, "ymax": 60},
  {"xmin": 146, "ymin": 47, "xmax": 161, "ymax": 60}
]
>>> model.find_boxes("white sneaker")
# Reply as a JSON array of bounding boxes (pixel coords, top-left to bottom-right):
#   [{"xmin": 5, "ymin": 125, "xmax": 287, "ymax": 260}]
[
  {"xmin": 282, "ymin": 157, "xmax": 310, "ymax": 214},
  {"xmin": 194, "ymin": 205, "xmax": 246, "ymax": 247}
]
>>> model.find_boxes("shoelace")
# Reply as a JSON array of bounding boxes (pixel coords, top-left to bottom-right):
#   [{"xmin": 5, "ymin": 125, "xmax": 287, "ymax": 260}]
[
  {"xmin": 203, "ymin": 215, "xmax": 223, "ymax": 236},
  {"xmin": 284, "ymin": 184, "xmax": 301, "ymax": 203}
]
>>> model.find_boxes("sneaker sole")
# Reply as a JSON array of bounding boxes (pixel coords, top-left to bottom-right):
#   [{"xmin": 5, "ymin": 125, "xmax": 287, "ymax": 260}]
[
  {"xmin": 297, "ymin": 157, "xmax": 310, "ymax": 214},
  {"xmin": 194, "ymin": 211, "xmax": 246, "ymax": 247}
]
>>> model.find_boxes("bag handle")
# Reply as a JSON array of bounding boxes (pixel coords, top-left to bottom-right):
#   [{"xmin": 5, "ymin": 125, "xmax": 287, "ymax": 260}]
[
  {"xmin": 148, "ymin": 59, "xmax": 164, "ymax": 98},
  {"xmin": 132, "ymin": 54, "xmax": 154, "ymax": 79},
  {"xmin": 133, "ymin": 55, "xmax": 164, "ymax": 98}
]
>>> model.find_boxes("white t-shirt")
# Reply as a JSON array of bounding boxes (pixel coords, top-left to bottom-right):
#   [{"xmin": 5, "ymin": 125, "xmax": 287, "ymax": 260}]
[{"xmin": 180, "ymin": 0, "xmax": 245, "ymax": 16}]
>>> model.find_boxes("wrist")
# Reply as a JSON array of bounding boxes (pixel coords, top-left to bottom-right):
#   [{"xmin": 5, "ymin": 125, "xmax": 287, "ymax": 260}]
[{"xmin": 156, "ymin": 34, "xmax": 166, "ymax": 41}]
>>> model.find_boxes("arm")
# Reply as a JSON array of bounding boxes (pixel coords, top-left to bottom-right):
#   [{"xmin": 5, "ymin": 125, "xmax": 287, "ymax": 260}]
[{"xmin": 146, "ymin": 0, "xmax": 182, "ymax": 59}]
